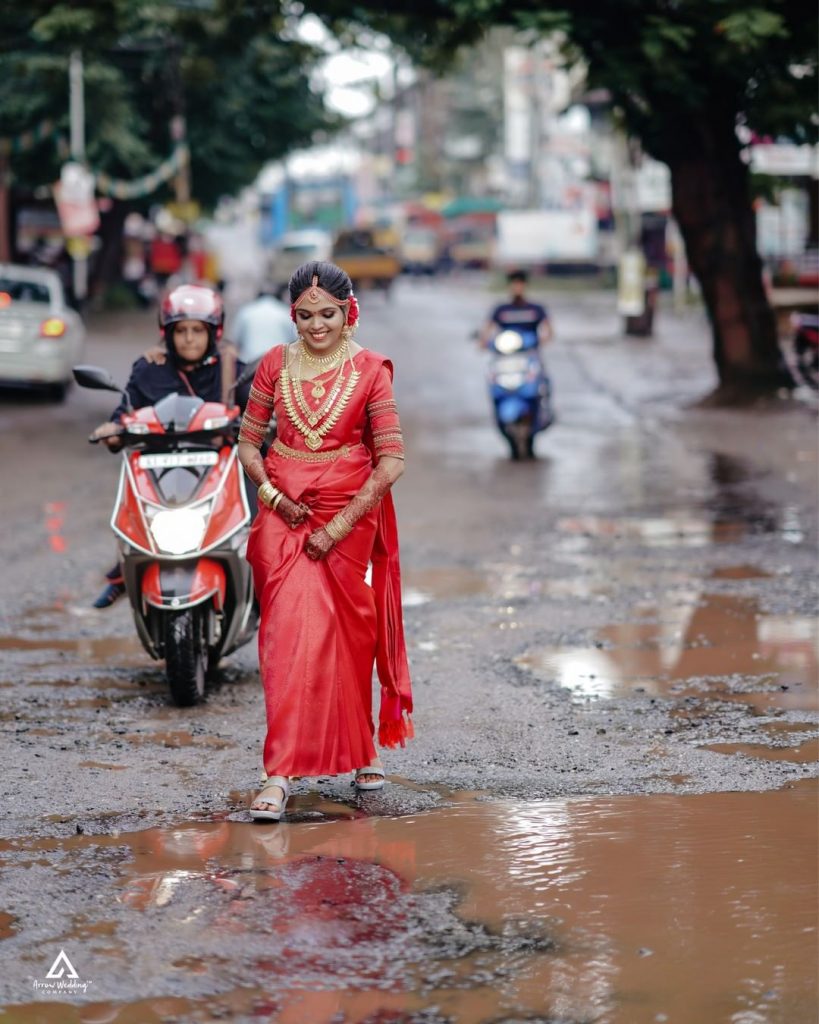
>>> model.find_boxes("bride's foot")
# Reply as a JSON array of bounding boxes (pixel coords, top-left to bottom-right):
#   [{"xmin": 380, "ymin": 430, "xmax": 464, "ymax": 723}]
[
  {"xmin": 250, "ymin": 775, "xmax": 290, "ymax": 821},
  {"xmin": 354, "ymin": 760, "xmax": 386, "ymax": 791}
]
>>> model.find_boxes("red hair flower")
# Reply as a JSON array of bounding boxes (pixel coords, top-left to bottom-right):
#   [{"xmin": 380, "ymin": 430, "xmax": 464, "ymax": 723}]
[{"xmin": 347, "ymin": 294, "xmax": 359, "ymax": 327}]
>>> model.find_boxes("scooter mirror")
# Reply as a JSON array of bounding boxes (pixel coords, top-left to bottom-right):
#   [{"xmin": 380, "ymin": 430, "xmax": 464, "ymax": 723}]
[
  {"xmin": 73, "ymin": 364, "xmax": 120, "ymax": 393},
  {"xmin": 226, "ymin": 358, "xmax": 260, "ymax": 403},
  {"xmin": 234, "ymin": 359, "xmax": 260, "ymax": 390}
]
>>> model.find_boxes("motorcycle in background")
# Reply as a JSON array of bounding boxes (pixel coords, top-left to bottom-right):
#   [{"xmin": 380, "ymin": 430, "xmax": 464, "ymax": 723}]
[
  {"xmin": 487, "ymin": 327, "xmax": 553, "ymax": 459},
  {"xmin": 74, "ymin": 365, "xmax": 258, "ymax": 705}
]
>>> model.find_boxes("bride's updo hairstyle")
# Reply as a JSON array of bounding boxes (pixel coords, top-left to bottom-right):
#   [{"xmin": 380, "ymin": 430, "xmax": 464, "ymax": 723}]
[
  {"xmin": 289, "ymin": 261, "xmax": 353, "ymax": 305},
  {"xmin": 288, "ymin": 261, "xmax": 359, "ymax": 327}
]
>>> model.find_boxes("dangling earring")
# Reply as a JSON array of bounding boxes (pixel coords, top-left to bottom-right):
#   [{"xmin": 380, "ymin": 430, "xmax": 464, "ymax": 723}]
[{"xmin": 341, "ymin": 324, "xmax": 354, "ymax": 345}]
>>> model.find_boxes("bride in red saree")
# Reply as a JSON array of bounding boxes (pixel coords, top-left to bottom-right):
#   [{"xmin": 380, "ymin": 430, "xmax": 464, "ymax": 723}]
[{"xmin": 237, "ymin": 261, "xmax": 413, "ymax": 821}]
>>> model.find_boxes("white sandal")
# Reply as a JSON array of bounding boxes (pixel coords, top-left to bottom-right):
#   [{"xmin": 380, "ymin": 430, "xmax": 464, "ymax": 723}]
[
  {"xmin": 250, "ymin": 775, "xmax": 290, "ymax": 821},
  {"xmin": 354, "ymin": 763, "xmax": 386, "ymax": 791}
]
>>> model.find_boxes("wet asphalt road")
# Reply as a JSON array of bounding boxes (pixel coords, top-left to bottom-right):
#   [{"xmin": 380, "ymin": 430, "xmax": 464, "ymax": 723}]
[{"xmin": 0, "ymin": 276, "xmax": 817, "ymax": 1021}]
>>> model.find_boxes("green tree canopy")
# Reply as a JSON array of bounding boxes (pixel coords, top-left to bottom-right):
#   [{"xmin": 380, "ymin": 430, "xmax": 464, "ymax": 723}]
[
  {"xmin": 308, "ymin": 0, "xmax": 818, "ymax": 396},
  {"xmin": 1, "ymin": 0, "xmax": 335, "ymax": 207}
]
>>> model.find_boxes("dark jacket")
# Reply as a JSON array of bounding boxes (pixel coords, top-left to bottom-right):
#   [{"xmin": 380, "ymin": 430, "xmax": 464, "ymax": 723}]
[{"xmin": 111, "ymin": 353, "xmax": 248, "ymax": 422}]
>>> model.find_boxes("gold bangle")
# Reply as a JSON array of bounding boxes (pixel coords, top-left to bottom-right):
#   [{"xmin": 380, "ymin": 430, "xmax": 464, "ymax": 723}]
[
  {"xmin": 324, "ymin": 520, "xmax": 345, "ymax": 543},
  {"xmin": 258, "ymin": 482, "xmax": 278, "ymax": 508},
  {"xmin": 271, "ymin": 491, "xmax": 284, "ymax": 510},
  {"xmin": 325, "ymin": 512, "xmax": 352, "ymax": 543}
]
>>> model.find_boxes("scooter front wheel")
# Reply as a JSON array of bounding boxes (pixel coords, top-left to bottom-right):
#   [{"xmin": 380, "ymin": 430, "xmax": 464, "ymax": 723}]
[
  {"xmin": 164, "ymin": 609, "xmax": 206, "ymax": 706},
  {"xmin": 506, "ymin": 421, "xmax": 533, "ymax": 461}
]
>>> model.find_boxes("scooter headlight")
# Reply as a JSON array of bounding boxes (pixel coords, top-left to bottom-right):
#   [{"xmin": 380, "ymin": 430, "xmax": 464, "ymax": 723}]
[
  {"xmin": 149, "ymin": 507, "xmax": 209, "ymax": 555},
  {"xmin": 495, "ymin": 330, "xmax": 524, "ymax": 354}
]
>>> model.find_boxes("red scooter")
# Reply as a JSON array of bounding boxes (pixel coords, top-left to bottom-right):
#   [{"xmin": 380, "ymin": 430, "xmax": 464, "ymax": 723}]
[{"xmin": 74, "ymin": 365, "xmax": 258, "ymax": 705}]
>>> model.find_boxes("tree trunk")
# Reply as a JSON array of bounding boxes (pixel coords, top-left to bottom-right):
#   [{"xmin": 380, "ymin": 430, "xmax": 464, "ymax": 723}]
[
  {"xmin": 89, "ymin": 200, "xmax": 130, "ymax": 306},
  {"xmin": 668, "ymin": 123, "xmax": 793, "ymax": 401}
]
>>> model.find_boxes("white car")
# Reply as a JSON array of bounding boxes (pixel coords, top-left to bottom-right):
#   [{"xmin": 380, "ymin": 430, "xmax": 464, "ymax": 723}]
[
  {"xmin": 0, "ymin": 264, "xmax": 85, "ymax": 400},
  {"xmin": 268, "ymin": 230, "xmax": 332, "ymax": 295}
]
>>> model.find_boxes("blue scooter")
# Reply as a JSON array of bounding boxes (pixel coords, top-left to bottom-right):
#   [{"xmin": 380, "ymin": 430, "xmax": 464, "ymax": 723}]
[{"xmin": 488, "ymin": 327, "xmax": 553, "ymax": 459}]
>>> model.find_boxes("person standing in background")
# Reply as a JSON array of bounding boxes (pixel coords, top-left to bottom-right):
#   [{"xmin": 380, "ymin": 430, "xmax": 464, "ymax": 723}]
[{"xmin": 233, "ymin": 287, "xmax": 295, "ymax": 365}]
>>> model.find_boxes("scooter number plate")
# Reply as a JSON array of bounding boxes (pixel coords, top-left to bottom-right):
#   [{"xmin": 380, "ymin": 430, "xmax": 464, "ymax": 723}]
[
  {"xmin": 495, "ymin": 355, "xmax": 530, "ymax": 374},
  {"xmin": 138, "ymin": 452, "xmax": 219, "ymax": 469}
]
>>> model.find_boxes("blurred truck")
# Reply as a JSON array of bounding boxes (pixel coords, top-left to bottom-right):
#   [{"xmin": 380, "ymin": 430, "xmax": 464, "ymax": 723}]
[
  {"xmin": 332, "ymin": 229, "xmax": 400, "ymax": 295},
  {"xmin": 493, "ymin": 208, "xmax": 599, "ymax": 271}
]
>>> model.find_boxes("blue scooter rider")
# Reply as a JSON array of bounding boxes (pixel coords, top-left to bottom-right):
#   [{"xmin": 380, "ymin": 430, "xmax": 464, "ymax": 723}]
[{"xmin": 480, "ymin": 269, "xmax": 553, "ymax": 349}]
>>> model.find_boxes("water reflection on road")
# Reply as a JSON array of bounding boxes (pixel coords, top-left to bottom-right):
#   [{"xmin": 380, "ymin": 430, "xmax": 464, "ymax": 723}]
[
  {"xmin": 514, "ymin": 591, "xmax": 818, "ymax": 715},
  {"xmin": 2, "ymin": 784, "xmax": 815, "ymax": 1023}
]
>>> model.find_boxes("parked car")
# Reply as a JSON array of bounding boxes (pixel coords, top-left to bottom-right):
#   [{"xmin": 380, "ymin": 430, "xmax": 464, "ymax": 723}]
[
  {"xmin": 268, "ymin": 230, "xmax": 332, "ymax": 296},
  {"xmin": 0, "ymin": 264, "xmax": 85, "ymax": 401}
]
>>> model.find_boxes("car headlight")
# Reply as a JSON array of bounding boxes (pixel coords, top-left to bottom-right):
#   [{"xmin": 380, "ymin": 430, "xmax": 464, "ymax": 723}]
[{"xmin": 149, "ymin": 507, "xmax": 209, "ymax": 555}]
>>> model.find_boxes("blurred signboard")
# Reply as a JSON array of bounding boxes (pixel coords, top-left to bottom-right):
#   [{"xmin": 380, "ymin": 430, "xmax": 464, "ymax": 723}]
[
  {"xmin": 751, "ymin": 145, "xmax": 819, "ymax": 178},
  {"xmin": 165, "ymin": 200, "xmax": 201, "ymax": 224},
  {"xmin": 495, "ymin": 207, "xmax": 598, "ymax": 265},
  {"xmin": 53, "ymin": 161, "xmax": 99, "ymax": 237},
  {"xmin": 635, "ymin": 158, "xmax": 671, "ymax": 212},
  {"xmin": 618, "ymin": 249, "xmax": 646, "ymax": 316}
]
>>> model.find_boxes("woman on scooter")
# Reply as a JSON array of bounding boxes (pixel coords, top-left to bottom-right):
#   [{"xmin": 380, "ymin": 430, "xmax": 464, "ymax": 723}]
[
  {"xmin": 237, "ymin": 260, "xmax": 413, "ymax": 821},
  {"xmin": 91, "ymin": 284, "xmax": 245, "ymax": 606}
]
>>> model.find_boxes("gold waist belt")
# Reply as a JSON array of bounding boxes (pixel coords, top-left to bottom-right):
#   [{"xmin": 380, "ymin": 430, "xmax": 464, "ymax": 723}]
[{"xmin": 272, "ymin": 438, "xmax": 361, "ymax": 463}]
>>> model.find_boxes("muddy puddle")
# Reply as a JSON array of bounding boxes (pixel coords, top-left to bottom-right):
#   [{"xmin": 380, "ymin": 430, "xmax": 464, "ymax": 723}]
[
  {"xmin": 1, "ymin": 783, "xmax": 815, "ymax": 1023},
  {"xmin": 514, "ymin": 592, "xmax": 819, "ymax": 715},
  {"xmin": 702, "ymin": 737, "xmax": 819, "ymax": 763},
  {"xmin": 554, "ymin": 503, "xmax": 806, "ymax": 548},
  {"xmin": 403, "ymin": 555, "xmax": 795, "ymax": 611}
]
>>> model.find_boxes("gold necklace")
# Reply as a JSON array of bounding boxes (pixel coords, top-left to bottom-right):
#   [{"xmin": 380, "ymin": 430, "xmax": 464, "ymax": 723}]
[
  {"xmin": 294, "ymin": 343, "xmax": 347, "ymax": 421},
  {"xmin": 300, "ymin": 338, "xmax": 347, "ymax": 399},
  {"xmin": 300, "ymin": 338, "xmax": 345, "ymax": 367},
  {"xmin": 281, "ymin": 347, "xmax": 360, "ymax": 451}
]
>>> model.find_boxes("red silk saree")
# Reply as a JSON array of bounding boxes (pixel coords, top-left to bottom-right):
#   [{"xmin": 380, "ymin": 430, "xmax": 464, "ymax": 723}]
[{"xmin": 242, "ymin": 344, "xmax": 413, "ymax": 778}]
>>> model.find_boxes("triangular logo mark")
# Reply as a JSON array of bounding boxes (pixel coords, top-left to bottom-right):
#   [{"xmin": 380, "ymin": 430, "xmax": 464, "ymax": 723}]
[{"xmin": 46, "ymin": 949, "xmax": 79, "ymax": 979}]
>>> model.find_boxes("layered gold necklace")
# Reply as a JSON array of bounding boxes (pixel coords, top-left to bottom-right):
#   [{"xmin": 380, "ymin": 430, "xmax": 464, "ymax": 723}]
[
  {"xmin": 299, "ymin": 339, "xmax": 345, "ymax": 398},
  {"xmin": 300, "ymin": 339, "xmax": 345, "ymax": 369},
  {"xmin": 281, "ymin": 340, "xmax": 360, "ymax": 451}
]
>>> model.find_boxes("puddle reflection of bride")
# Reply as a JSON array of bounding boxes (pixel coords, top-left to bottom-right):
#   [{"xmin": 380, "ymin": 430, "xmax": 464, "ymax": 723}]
[{"xmin": 237, "ymin": 262, "xmax": 414, "ymax": 820}]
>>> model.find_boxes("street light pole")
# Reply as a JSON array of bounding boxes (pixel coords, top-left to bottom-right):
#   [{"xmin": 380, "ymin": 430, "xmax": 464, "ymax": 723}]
[
  {"xmin": 0, "ymin": 147, "xmax": 10, "ymax": 263},
  {"xmin": 69, "ymin": 51, "xmax": 85, "ymax": 160},
  {"xmin": 68, "ymin": 50, "xmax": 88, "ymax": 302}
]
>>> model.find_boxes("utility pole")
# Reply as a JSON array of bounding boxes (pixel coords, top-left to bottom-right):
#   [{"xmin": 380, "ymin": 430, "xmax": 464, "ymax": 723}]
[
  {"xmin": 69, "ymin": 50, "xmax": 88, "ymax": 302},
  {"xmin": 170, "ymin": 115, "xmax": 190, "ymax": 205},
  {"xmin": 0, "ymin": 145, "xmax": 9, "ymax": 263}
]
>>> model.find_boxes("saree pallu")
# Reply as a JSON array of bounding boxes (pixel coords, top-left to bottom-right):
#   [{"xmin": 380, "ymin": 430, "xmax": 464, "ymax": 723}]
[{"xmin": 243, "ymin": 345, "xmax": 412, "ymax": 779}]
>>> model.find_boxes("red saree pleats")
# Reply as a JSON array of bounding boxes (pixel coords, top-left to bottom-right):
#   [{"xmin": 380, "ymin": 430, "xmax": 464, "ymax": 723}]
[{"xmin": 249, "ymin": 499, "xmax": 380, "ymax": 778}]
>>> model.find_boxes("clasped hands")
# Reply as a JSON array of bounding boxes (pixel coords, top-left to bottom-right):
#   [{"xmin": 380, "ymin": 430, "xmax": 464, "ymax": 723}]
[
  {"xmin": 285, "ymin": 500, "xmax": 336, "ymax": 562},
  {"xmin": 259, "ymin": 484, "xmax": 336, "ymax": 562}
]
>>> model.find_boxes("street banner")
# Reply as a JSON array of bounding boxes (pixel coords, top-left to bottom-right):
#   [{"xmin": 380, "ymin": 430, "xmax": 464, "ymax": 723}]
[{"xmin": 54, "ymin": 162, "xmax": 99, "ymax": 237}]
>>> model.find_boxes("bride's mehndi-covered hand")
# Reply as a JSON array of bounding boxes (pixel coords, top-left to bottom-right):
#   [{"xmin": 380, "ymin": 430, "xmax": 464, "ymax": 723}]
[
  {"xmin": 277, "ymin": 497, "xmax": 312, "ymax": 529},
  {"xmin": 305, "ymin": 528, "xmax": 335, "ymax": 561}
]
